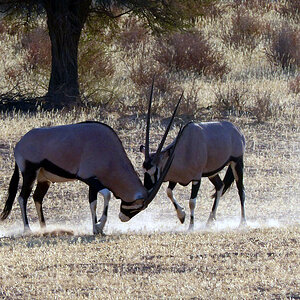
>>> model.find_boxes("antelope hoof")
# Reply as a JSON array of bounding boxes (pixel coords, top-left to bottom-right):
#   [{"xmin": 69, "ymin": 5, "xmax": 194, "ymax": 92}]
[
  {"xmin": 239, "ymin": 219, "xmax": 247, "ymax": 229},
  {"xmin": 188, "ymin": 224, "xmax": 194, "ymax": 231},
  {"xmin": 206, "ymin": 216, "xmax": 216, "ymax": 228},
  {"xmin": 177, "ymin": 210, "xmax": 186, "ymax": 224},
  {"xmin": 23, "ymin": 226, "xmax": 32, "ymax": 235},
  {"xmin": 93, "ymin": 227, "xmax": 104, "ymax": 235},
  {"xmin": 93, "ymin": 222, "xmax": 106, "ymax": 235}
]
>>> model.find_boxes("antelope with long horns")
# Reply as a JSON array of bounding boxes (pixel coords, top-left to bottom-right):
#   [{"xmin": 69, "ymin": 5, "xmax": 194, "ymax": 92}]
[
  {"xmin": 0, "ymin": 92, "xmax": 182, "ymax": 235},
  {"xmin": 141, "ymin": 87, "xmax": 246, "ymax": 230}
]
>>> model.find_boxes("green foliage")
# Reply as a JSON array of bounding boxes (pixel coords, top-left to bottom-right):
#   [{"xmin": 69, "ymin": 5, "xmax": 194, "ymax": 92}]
[{"xmin": 92, "ymin": 0, "xmax": 217, "ymax": 33}]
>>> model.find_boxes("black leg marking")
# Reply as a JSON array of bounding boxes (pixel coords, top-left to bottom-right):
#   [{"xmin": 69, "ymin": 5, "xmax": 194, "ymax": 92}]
[
  {"xmin": 81, "ymin": 177, "xmax": 106, "ymax": 203},
  {"xmin": 33, "ymin": 181, "xmax": 50, "ymax": 228},
  {"xmin": 168, "ymin": 181, "xmax": 177, "ymax": 190},
  {"xmin": 234, "ymin": 159, "xmax": 246, "ymax": 224},
  {"xmin": 190, "ymin": 181, "xmax": 200, "ymax": 199},
  {"xmin": 209, "ymin": 175, "xmax": 224, "ymax": 212},
  {"xmin": 168, "ymin": 182, "xmax": 178, "ymax": 210},
  {"xmin": 189, "ymin": 180, "xmax": 201, "ymax": 231},
  {"xmin": 19, "ymin": 162, "xmax": 39, "ymax": 230}
]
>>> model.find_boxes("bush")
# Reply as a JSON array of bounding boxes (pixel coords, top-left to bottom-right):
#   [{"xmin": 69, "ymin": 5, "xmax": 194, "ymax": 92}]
[
  {"xmin": 266, "ymin": 26, "xmax": 300, "ymax": 70},
  {"xmin": 155, "ymin": 31, "xmax": 228, "ymax": 78},
  {"xmin": 289, "ymin": 74, "xmax": 300, "ymax": 94},
  {"xmin": 232, "ymin": 0, "xmax": 274, "ymax": 12},
  {"xmin": 21, "ymin": 27, "xmax": 51, "ymax": 71},
  {"xmin": 222, "ymin": 9, "xmax": 262, "ymax": 51},
  {"xmin": 251, "ymin": 92, "xmax": 273, "ymax": 123},
  {"xmin": 277, "ymin": 0, "xmax": 300, "ymax": 20},
  {"xmin": 118, "ymin": 18, "xmax": 148, "ymax": 53},
  {"xmin": 214, "ymin": 84, "xmax": 248, "ymax": 115}
]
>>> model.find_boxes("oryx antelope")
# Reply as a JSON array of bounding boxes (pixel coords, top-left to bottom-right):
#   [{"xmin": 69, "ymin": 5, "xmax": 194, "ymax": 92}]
[
  {"xmin": 0, "ymin": 98, "xmax": 181, "ymax": 235},
  {"xmin": 141, "ymin": 91, "xmax": 246, "ymax": 230}
]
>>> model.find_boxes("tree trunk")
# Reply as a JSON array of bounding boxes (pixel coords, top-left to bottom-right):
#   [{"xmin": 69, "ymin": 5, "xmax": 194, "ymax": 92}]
[{"xmin": 44, "ymin": 0, "xmax": 91, "ymax": 107}]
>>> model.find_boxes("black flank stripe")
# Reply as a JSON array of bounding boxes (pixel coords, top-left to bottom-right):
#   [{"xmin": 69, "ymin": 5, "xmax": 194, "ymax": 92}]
[{"xmin": 40, "ymin": 159, "xmax": 77, "ymax": 179}]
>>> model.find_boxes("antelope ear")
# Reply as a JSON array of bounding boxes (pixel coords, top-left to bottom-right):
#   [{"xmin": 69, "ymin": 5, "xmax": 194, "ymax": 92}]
[{"xmin": 140, "ymin": 145, "xmax": 145, "ymax": 154}]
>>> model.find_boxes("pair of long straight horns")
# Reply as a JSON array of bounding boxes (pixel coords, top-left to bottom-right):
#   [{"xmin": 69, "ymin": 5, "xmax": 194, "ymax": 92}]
[
  {"xmin": 144, "ymin": 79, "xmax": 183, "ymax": 163},
  {"xmin": 143, "ymin": 124, "xmax": 184, "ymax": 208}
]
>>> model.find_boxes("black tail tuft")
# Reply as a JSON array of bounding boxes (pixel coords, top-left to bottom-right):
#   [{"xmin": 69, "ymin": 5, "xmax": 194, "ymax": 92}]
[
  {"xmin": 211, "ymin": 165, "xmax": 235, "ymax": 199},
  {"xmin": 0, "ymin": 163, "xmax": 19, "ymax": 220}
]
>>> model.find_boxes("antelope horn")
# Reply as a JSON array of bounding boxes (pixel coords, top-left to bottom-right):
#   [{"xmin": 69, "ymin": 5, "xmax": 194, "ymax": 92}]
[
  {"xmin": 153, "ymin": 92, "xmax": 183, "ymax": 164},
  {"xmin": 145, "ymin": 77, "xmax": 155, "ymax": 162},
  {"xmin": 143, "ymin": 125, "xmax": 184, "ymax": 208}
]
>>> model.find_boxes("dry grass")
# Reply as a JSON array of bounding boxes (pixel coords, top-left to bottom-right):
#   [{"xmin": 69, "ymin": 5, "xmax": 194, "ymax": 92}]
[
  {"xmin": 0, "ymin": 108, "xmax": 299, "ymax": 298},
  {"xmin": 0, "ymin": 228, "xmax": 299, "ymax": 299}
]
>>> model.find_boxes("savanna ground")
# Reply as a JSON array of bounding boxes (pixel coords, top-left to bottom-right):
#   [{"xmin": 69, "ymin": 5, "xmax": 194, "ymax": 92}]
[{"xmin": 0, "ymin": 0, "xmax": 299, "ymax": 299}]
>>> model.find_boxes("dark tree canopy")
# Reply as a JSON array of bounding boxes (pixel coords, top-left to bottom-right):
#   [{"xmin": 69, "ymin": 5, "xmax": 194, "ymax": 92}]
[{"xmin": 0, "ymin": 0, "xmax": 216, "ymax": 107}]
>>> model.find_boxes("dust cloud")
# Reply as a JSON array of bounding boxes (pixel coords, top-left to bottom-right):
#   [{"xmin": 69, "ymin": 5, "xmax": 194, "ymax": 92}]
[{"xmin": 0, "ymin": 211, "xmax": 298, "ymax": 238}]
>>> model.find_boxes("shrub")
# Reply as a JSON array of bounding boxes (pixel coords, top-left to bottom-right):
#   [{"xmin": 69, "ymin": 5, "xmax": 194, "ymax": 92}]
[
  {"xmin": 266, "ymin": 26, "xmax": 300, "ymax": 70},
  {"xmin": 251, "ymin": 92, "xmax": 273, "ymax": 123},
  {"xmin": 0, "ymin": 21, "xmax": 6, "ymax": 35},
  {"xmin": 222, "ymin": 9, "xmax": 262, "ymax": 51},
  {"xmin": 118, "ymin": 18, "xmax": 148, "ymax": 53},
  {"xmin": 277, "ymin": 0, "xmax": 300, "ymax": 20},
  {"xmin": 21, "ymin": 27, "xmax": 51, "ymax": 71},
  {"xmin": 155, "ymin": 31, "xmax": 228, "ymax": 78},
  {"xmin": 232, "ymin": 0, "xmax": 274, "ymax": 12},
  {"xmin": 289, "ymin": 74, "xmax": 300, "ymax": 94},
  {"xmin": 266, "ymin": 25, "xmax": 300, "ymax": 69},
  {"xmin": 214, "ymin": 84, "xmax": 248, "ymax": 115}
]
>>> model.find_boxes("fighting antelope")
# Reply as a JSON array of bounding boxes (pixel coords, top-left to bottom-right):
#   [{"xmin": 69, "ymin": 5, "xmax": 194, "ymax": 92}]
[
  {"xmin": 141, "ymin": 87, "xmax": 246, "ymax": 230},
  {"xmin": 0, "ymin": 98, "xmax": 182, "ymax": 235}
]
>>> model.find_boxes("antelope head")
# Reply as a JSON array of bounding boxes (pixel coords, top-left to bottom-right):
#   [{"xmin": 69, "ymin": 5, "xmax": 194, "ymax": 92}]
[{"xmin": 140, "ymin": 81, "xmax": 183, "ymax": 193}]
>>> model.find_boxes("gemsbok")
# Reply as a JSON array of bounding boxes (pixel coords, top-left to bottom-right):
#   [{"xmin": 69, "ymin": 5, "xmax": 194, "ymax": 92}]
[
  {"xmin": 141, "ymin": 89, "xmax": 246, "ymax": 230},
  {"xmin": 0, "ymin": 93, "xmax": 182, "ymax": 235}
]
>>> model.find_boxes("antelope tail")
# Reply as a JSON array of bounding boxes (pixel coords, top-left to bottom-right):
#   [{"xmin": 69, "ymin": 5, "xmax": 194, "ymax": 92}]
[
  {"xmin": 0, "ymin": 163, "xmax": 20, "ymax": 220},
  {"xmin": 211, "ymin": 165, "xmax": 234, "ymax": 199}
]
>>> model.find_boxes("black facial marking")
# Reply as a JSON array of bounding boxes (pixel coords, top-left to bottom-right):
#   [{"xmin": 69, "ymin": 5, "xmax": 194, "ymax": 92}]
[
  {"xmin": 143, "ymin": 160, "xmax": 153, "ymax": 170},
  {"xmin": 144, "ymin": 173, "xmax": 154, "ymax": 190},
  {"xmin": 120, "ymin": 201, "xmax": 142, "ymax": 219}
]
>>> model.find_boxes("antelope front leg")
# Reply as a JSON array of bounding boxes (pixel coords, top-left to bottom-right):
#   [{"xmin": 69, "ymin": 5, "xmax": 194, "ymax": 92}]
[
  {"xmin": 95, "ymin": 189, "xmax": 111, "ymax": 235},
  {"xmin": 166, "ymin": 182, "xmax": 185, "ymax": 224},
  {"xmin": 188, "ymin": 181, "xmax": 200, "ymax": 231}
]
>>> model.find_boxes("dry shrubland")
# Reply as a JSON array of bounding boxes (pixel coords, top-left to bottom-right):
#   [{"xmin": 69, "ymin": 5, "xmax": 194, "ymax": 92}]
[
  {"xmin": 0, "ymin": 0, "xmax": 299, "ymax": 122},
  {"xmin": 0, "ymin": 0, "xmax": 299, "ymax": 298}
]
